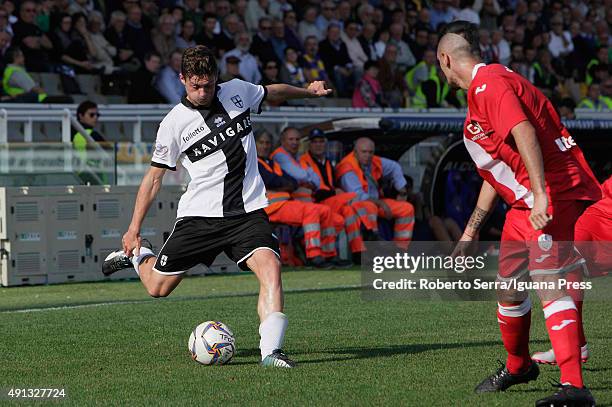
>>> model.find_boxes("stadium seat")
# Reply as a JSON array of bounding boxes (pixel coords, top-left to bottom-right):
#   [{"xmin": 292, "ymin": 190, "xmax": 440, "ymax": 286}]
[
  {"xmin": 141, "ymin": 122, "xmax": 159, "ymax": 142},
  {"xmin": 39, "ymin": 73, "xmax": 63, "ymax": 95},
  {"xmin": 99, "ymin": 122, "xmax": 126, "ymax": 142},
  {"xmin": 42, "ymin": 122, "xmax": 62, "ymax": 140},
  {"xmin": 76, "ymin": 74, "xmax": 102, "ymax": 97},
  {"xmin": 105, "ymin": 95, "xmax": 127, "ymax": 104},
  {"xmin": 8, "ymin": 122, "xmax": 24, "ymax": 142},
  {"xmin": 32, "ymin": 122, "xmax": 46, "ymax": 141}
]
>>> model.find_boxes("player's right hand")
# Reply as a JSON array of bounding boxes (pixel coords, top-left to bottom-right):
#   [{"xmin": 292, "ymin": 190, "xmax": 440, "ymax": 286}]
[
  {"xmin": 529, "ymin": 195, "xmax": 552, "ymax": 231},
  {"xmin": 122, "ymin": 229, "xmax": 141, "ymax": 258}
]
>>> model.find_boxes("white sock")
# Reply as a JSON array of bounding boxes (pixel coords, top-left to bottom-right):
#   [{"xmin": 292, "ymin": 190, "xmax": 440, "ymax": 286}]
[
  {"xmin": 259, "ymin": 312, "xmax": 288, "ymax": 360},
  {"xmin": 130, "ymin": 247, "xmax": 155, "ymax": 275}
]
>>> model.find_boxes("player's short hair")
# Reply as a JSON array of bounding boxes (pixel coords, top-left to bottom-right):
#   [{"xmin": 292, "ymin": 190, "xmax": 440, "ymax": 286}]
[
  {"xmin": 181, "ymin": 45, "xmax": 218, "ymax": 80},
  {"xmin": 439, "ymin": 20, "xmax": 481, "ymax": 58}
]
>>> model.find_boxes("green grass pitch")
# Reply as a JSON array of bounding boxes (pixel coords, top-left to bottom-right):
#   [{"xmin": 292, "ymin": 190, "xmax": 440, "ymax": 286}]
[{"xmin": 1, "ymin": 269, "xmax": 610, "ymax": 406}]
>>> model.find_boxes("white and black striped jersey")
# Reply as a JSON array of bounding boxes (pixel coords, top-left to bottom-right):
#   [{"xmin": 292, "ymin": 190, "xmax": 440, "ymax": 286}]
[{"xmin": 151, "ymin": 79, "xmax": 268, "ymax": 218}]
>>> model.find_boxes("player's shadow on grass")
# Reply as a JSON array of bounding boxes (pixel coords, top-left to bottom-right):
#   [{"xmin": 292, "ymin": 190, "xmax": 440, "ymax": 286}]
[{"xmin": 297, "ymin": 339, "xmax": 549, "ymax": 364}]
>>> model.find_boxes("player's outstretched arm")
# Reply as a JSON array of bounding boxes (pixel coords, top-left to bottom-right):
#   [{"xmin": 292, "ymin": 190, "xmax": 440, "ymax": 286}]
[
  {"xmin": 265, "ymin": 81, "xmax": 332, "ymax": 104},
  {"xmin": 122, "ymin": 166, "xmax": 166, "ymax": 257},
  {"xmin": 452, "ymin": 181, "xmax": 498, "ymax": 257},
  {"xmin": 510, "ymin": 120, "xmax": 552, "ymax": 231}
]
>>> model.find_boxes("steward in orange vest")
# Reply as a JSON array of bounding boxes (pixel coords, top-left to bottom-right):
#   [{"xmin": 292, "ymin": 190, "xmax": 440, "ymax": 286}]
[{"xmin": 336, "ymin": 137, "xmax": 415, "ymax": 247}]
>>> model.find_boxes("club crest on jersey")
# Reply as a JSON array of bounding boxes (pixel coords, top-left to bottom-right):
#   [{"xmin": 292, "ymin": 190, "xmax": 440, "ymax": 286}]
[
  {"xmin": 538, "ymin": 234, "xmax": 553, "ymax": 252},
  {"xmin": 231, "ymin": 95, "xmax": 244, "ymax": 108},
  {"xmin": 160, "ymin": 255, "xmax": 168, "ymax": 266},
  {"xmin": 214, "ymin": 116, "xmax": 226, "ymax": 127}
]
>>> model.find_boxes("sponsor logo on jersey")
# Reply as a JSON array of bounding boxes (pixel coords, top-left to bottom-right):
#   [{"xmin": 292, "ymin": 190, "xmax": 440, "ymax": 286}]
[
  {"xmin": 475, "ymin": 84, "xmax": 487, "ymax": 95},
  {"xmin": 183, "ymin": 125, "xmax": 206, "ymax": 143},
  {"xmin": 160, "ymin": 255, "xmax": 168, "ymax": 266},
  {"xmin": 214, "ymin": 116, "xmax": 226, "ymax": 127},
  {"xmin": 554, "ymin": 135, "xmax": 576, "ymax": 152},
  {"xmin": 154, "ymin": 143, "xmax": 169, "ymax": 158},
  {"xmin": 534, "ymin": 253, "xmax": 551, "ymax": 263},
  {"xmin": 231, "ymin": 95, "xmax": 244, "ymax": 108},
  {"xmin": 465, "ymin": 121, "xmax": 489, "ymax": 141},
  {"xmin": 184, "ymin": 109, "xmax": 253, "ymax": 162}
]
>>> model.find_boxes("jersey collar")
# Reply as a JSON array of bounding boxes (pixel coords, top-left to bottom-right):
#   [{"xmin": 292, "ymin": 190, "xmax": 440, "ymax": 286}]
[
  {"xmin": 472, "ymin": 63, "xmax": 486, "ymax": 80},
  {"xmin": 180, "ymin": 85, "xmax": 221, "ymax": 117}
]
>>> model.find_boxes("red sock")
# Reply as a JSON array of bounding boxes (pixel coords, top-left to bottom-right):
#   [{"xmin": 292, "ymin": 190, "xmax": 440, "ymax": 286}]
[
  {"xmin": 565, "ymin": 270, "xmax": 586, "ymax": 347},
  {"xmin": 544, "ymin": 297, "xmax": 583, "ymax": 387},
  {"xmin": 497, "ymin": 299, "xmax": 532, "ymax": 374}
]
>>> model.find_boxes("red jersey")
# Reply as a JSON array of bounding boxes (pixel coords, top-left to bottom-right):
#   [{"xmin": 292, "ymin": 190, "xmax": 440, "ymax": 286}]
[{"xmin": 463, "ymin": 63, "xmax": 602, "ymax": 208}]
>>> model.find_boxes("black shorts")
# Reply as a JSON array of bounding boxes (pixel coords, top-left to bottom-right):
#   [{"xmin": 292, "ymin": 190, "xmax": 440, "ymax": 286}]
[{"xmin": 153, "ymin": 209, "xmax": 280, "ymax": 274}]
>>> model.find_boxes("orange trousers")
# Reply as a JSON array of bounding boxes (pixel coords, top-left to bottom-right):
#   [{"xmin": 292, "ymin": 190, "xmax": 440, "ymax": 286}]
[
  {"xmin": 268, "ymin": 200, "xmax": 337, "ymax": 258},
  {"xmin": 321, "ymin": 192, "xmax": 377, "ymax": 253},
  {"xmin": 379, "ymin": 199, "xmax": 415, "ymax": 248}
]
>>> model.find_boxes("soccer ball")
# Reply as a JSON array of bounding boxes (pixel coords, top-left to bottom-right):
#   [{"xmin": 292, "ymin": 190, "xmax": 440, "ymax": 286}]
[{"xmin": 188, "ymin": 321, "xmax": 236, "ymax": 365}]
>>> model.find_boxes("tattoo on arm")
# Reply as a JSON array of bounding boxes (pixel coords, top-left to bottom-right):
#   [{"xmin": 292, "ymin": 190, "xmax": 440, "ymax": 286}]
[{"xmin": 466, "ymin": 207, "xmax": 489, "ymax": 232}]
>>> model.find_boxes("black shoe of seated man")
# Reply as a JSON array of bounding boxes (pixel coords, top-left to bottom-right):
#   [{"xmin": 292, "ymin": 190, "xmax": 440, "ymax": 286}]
[
  {"xmin": 331, "ymin": 257, "xmax": 353, "ymax": 268},
  {"xmin": 307, "ymin": 256, "xmax": 334, "ymax": 269}
]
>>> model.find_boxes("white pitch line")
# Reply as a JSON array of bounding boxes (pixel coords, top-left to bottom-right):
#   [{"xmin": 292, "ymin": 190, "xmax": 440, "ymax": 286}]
[{"xmin": 1, "ymin": 284, "xmax": 362, "ymax": 314}]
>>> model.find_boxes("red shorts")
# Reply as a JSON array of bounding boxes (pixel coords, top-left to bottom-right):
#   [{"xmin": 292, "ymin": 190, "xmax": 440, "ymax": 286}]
[
  {"xmin": 574, "ymin": 205, "xmax": 612, "ymax": 277},
  {"xmin": 498, "ymin": 200, "xmax": 586, "ymax": 279}
]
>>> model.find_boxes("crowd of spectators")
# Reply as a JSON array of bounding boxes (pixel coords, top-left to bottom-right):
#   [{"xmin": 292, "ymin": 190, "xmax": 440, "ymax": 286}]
[{"xmin": 0, "ymin": 0, "xmax": 610, "ymax": 111}]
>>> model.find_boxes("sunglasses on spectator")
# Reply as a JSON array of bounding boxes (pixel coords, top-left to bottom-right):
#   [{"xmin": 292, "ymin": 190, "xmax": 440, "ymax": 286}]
[
  {"xmin": 265, "ymin": 64, "xmax": 278, "ymax": 69},
  {"xmin": 260, "ymin": 25, "xmax": 272, "ymax": 30},
  {"xmin": 88, "ymin": 112, "xmax": 101, "ymax": 118}
]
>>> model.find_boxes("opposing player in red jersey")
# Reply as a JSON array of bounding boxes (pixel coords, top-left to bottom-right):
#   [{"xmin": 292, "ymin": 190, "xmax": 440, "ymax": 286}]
[
  {"xmin": 532, "ymin": 176, "xmax": 612, "ymax": 365},
  {"xmin": 440, "ymin": 21, "xmax": 602, "ymax": 407}
]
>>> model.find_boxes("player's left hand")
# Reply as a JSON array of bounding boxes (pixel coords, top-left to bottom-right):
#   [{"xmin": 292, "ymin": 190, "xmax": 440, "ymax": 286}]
[
  {"xmin": 307, "ymin": 81, "xmax": 332, "ymax": 97},
  {"xmin": 529, "ymin": 194, "xmax": 552, "ymax": 231}
]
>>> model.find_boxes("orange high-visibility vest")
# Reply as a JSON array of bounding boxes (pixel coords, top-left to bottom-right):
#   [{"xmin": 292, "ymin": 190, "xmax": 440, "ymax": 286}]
[
  {"xmin": 270, "ymin": 146, "xmax": 313, "ymax": 202},
  {"xmin": 258, "ymin": 157, "xmax": 291, "ymax": 214},
  {"xmin": 299, "ymin": 152, "xmax": 334, "ymax": 191},
  {"xmin": 335, "ymin": 152, "xmax": 383, "ymax": 194}
]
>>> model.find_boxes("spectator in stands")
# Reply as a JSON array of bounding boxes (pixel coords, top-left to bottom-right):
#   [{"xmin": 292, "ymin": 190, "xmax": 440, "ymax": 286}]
[
  {"xmin": 214, "ymin": 0, "xmax": 232, "ymax": 30},
  {"xmin": 245, "ymin": 0, "xmax": 269, "ymax": 34},
  {"xmin": 88, "ymin": 11, "xmax": 119, "ymax": 75},
  {"xmin": 219, "ymin": 54, "xmax": 244, "ymax": 81},
  {"xmin": 282, "ymin": 10, "xmax": 302, "ymax": 53},
  {"xmin": 357, "ymin": 3, "xmax": 374, "ymax": 26},
  {"xmin": 336, "ymin": 1, "xmax": 352, "ymax": 28},
  {"xmin": 342, "ymin": 20, "xmax": 367, "ymax": 73},
  {"xmin": 318, "ymin": 23, "xmax": 354, "ymax": 97},
  {"xmin": 358, "ymin": 22, "xmax": 377, "ymax": 62},
  {"xmin": 557, "ymin": 97, "xmax": 576, "ymax": 119},
  {"xmin": 301, "ymin": 35, "xmax": 333, "ymax": 91},
  {"xmin": 152, "ymin": 14, "xmax": 177, "ymax": 64},
  {"xmin": 586, "ymin": 46, "xmax": 609, "ymax": 86},
  {"xmin": 1, "ymin": 46, "xmax": 71, "ymax": 102},
  {"xmin": 195, "ymin": 13, "xmax": 218, "ymax": 55},
  {"xmin": 298, "ymin": 6, "xmax": 321, "ymax": 42},
  {"xmin": 53, "ymin": 13, "xmax": 102, "ymax": 74},
  {"xmin": 261, "ymin": 20, "xmax": 284, "ymax": 63},
  {"xmin": 250, "ymin": 17, "xmax": 277, "ymax": 65},
  {"xmin": 260, "ymin": 59, "xmax": 279, "ymax": 84},
  {"xmin": 12, "ymin": 0, "xmax": 53, "ymax": 71},
  {"xmin": 280, "ymin": 47, "xmax": 306, "ymax": 88},
  {"xmin": 408, "ymin": 27, "xmax": 430, "ymax": 63},
  {"xmin": 269, "ymin": 0, "xmax": 292, "ymax": 20},
  {"xmin": 377, "ymin": 43, "xmax": 407, "ymax": 108},
  {"xmin": 0, "ymin": 8, "xmax": 12, "ymax": 36},
  {"xmin": 127, "ymin": 51, "xmax": 165, "ymax": 103},
  {"xmin": 124, "ymin": 5, "xmax": 152, "ymax": 60},
  {"xmin": 105, "ymin": 10, "xmax": 140, "ymax": 73},
  {"xmin": 478, "ymin": 28, "xmax": 494, "ymax": 64},
  {"xmin": 405, "ymin": 49, "xmax": 437, "ymax": 95},
  {"xmin": 478, "ymin": 0, "xmax": 501, "ymax": 30},
  {"xmin": 0, "ymin": 31, "xmax": 11, "ymax": 70},
  {"xmin": 602, "ymin": 78, "xmax": 612, "ymax": 106},
  {"xmin": 455, "ymin": 0, "xmax": 480, "ymax": 25},
  {"xmin": 336, "ymin": 137, "xmax": 415, "ymax": 248},
  {"xmin": 388, "ymin": 22, "xmax": 415, "ymax": 70},
  {"xmin": 67, "ymin": 0, "xmax": 92, "ymax": 16},
  {"xmin": 155, "ymin": 49, "xmax": 184, "ymax": 104},
  {"xmin": 214, "ymin": 14, "xmax": 241, "ymax": 57},
  {"xmin": 578, "ymin": 83, "xmax": 612, "ymax": 110},
  {"xmin": 352, "ymin": 60, "xmax": 384, "ymax": 108},
  {"xmin": 532, "ymin": 48, "xmax": 561, "ymax": 98},
  {"xmin": 182, "ymin": 0, "xmax": 203, "ymax": 36},
  {"xmin": 222, "ymin": 30, "xmax": 261, "ymax": 83},
  {"xmin": 175, "ymin": 19, "xmax": 196, "ymax": 50},
  {"xmin": 491, "ymin": 29, "xmax": 511, "ymax": 65},
  {"xmin": 256, "ymin": 130, "xmax": 337, "ymax": 268},
  {"xmin": 548, "ymin": 14, "xmax": 574, "ymax": 60},
  {"xmin": 316, "ymin": 1, "xmax": 338, "ymax": 34},
  {"xmin": 429, "ymin": 0, "xmax": 455, "ymax": 31}
]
